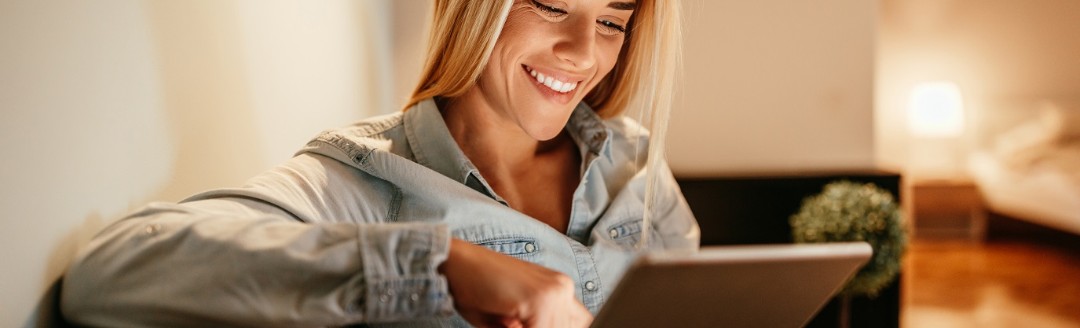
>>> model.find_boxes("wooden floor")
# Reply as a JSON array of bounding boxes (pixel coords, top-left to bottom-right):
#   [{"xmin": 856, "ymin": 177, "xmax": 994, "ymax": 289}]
[{"xmin": 902, "ymin": 225, "xmax": 1080, "ymax": 328}]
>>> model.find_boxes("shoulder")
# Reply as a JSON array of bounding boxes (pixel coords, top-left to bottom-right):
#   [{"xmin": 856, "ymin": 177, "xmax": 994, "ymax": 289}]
[
  {"xmin": 298, "ymin": 111, "xmax": 413, "ymax": 164},
  {"xmin": 316, "ymin": 111, "xmax": 405, "ymax": 146}
]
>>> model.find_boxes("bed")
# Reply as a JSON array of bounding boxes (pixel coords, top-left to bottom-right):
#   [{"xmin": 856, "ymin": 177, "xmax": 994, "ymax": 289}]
[{"xmin": 968, "ymin": 99, "xmax": 1080, "ymax": 236}]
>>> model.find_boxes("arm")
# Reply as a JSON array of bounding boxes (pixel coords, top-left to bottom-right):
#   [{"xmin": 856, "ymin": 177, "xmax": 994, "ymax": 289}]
[
  {"xmin": 61, "ymin": 153, "xmax": 592, "ymax": 328},
  {"xmin": 61, "ymin": 154, "xmax": 453, "ymax": 327},
  {"xmin": 440, "ymin": 239, "xmax": 593, "ymax": 328}
]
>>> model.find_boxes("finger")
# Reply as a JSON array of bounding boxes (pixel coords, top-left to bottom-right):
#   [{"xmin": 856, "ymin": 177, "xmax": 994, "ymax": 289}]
[
  {"xmin": 459, "ymin": 309, "xmax": 497, "ymax": 328},
  {"xmin": 488, "ymin": 314, "xmax": 525, "ymax": 328},
  {"xmin": 498, "ymin": 317, "xmax": 524, "ymax": 328},
  {"xmin": 570, "ymin": 301, "xmax": 593, "ymax": 328},
  {"xmin": 522, "ymin": 303, "xmax": 553, "ymax": 328}
]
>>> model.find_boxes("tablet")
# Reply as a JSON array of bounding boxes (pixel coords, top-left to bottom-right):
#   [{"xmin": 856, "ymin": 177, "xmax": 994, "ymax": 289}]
[{"xmin": 591, "ymin": 242, "xmax": 872, "ymax": 328}]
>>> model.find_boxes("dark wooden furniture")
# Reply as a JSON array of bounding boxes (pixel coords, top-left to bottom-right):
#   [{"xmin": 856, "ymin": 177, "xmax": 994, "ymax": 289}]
[
  {"xmin": 676, "ymin": 170, "xmax": 902, "ymax": 328},
  {"xmin": 909, "ymin": 178, "xmax": 987, "ymax": 241}
]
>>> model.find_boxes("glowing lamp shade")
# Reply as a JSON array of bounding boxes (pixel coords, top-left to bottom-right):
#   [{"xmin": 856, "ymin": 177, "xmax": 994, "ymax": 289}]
[{"xmin": 907, "ymin": 82, "xmax": 965, "ymax": 138}]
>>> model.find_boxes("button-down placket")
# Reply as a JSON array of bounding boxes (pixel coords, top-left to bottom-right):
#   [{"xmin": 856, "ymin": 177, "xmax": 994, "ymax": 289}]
[
  {"xmin": 566, "ymin": 239, "xmax": 605, "ymax": 312},
  {"xmin": 564, "ymin": 103, "xmax": 615, "ymax": 244}
]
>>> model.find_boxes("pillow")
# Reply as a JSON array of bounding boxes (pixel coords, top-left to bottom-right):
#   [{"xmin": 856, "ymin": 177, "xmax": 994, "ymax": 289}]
[
  {"xmin": 992, "ymin": 99, "xmax": 1080, "ymax": 169},
  {"xmin": 1039, "ymin": 100, "xmax": 1080, "ymax": 142}
]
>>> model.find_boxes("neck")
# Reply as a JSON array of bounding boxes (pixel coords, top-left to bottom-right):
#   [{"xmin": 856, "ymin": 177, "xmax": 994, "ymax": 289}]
[
  {"xmin": 437, "ymin": 93, "xmax": 581, "ymax": 232},
  {"xmin": 439, "ymin": 95, "xmax": 567, "ymax": 171}
]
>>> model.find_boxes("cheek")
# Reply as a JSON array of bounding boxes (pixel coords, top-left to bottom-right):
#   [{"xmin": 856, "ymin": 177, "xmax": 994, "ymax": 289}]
[
  {"xmin": 487, "ymin": 12, "xmax": 540, "ymax": 84},
  {"xmin": 587, "ymin": 40, "xmax": 625, "ymax": 91},
  {"xmin": 598, "ymin": 43, "xmax": 623, "ymax": 76}
]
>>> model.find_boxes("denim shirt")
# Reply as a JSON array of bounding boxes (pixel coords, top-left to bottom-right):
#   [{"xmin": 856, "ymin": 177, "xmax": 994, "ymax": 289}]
[{"xmin": 61, "ymin": 99, "xmax": 700, "ymax": 327}]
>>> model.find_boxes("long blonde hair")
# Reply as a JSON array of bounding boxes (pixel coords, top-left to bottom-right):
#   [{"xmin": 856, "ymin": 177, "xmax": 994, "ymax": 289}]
[
  {"xmin": 406, "ymin": 0, "xmax": 683, "ymax": 247},
  {"xmin": 405, "ymin": 0, "xmax": 681, "ymax": 120}
]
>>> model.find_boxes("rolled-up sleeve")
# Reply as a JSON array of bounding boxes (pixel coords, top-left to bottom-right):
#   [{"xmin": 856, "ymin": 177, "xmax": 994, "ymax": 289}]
[
  {"xmin": 358, "ymin": 223, "xmax": 453, "ymax": 321},
  {"xmin": 61, "ymin": 154, "xmax": 455, "ymax": 327}
]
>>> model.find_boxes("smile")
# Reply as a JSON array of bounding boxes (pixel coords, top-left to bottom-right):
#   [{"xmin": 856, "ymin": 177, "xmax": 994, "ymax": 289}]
[{"xmin": 523, "ymin": 65, "xmax": 579, "ymax": 94}]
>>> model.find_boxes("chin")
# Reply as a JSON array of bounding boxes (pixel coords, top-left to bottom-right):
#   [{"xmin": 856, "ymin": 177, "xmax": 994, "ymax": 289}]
[
  {"xmin": 526, "ymin": 125, "xmax": 564, "ymax": 141},
  {"xmin": 521, "ymin": 105, "xmax": 577, "ymax": 141},
  {"xmin": 520, "ymin": 114, "xmax": 572, "ymax": 140}
]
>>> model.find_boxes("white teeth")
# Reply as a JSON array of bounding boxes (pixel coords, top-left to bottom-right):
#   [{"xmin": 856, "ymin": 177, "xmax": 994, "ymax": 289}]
[
  {"xmin": 525, "ymin": 66, "xmax": 577, "ymax": 94},
  {"xmin": 561, "ymin": 82, "xmax": 577, "ymax": 92}
]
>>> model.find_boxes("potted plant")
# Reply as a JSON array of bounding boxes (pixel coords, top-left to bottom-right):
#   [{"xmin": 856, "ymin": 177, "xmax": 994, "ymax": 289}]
[{"xmin": 790, "ymin": 181, "xmax": 908, "ymax": 327}]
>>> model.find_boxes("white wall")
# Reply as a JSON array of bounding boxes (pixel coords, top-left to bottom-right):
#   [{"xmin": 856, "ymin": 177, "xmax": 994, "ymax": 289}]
[
  {"xmin": 668, "ymin": 0, "xmax": 878, "ymax": 176},
  {"xmin": 875, "ymin": 0, "xmax": 1080, "ymax": 172},
  {"xmin": 387, "ymin": 1, "xmax": 434, "ymax": 109},
  {"xmin": 0, "ymin": 1, "xmax": 393, "ymax": 326}
]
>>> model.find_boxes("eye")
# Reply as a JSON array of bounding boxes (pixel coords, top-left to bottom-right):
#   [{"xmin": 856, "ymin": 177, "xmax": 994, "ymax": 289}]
[
  {"xmin": 597, "ymin": 19, "xmax": 626, "ymax": 35},
  {"xmin": 530, "ymin": 0, "xmax": 567, "ymax": 17}
]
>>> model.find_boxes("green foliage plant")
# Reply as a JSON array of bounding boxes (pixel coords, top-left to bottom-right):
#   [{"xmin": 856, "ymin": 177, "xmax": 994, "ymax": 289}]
[{"xmin": 790, "ymin": 181, "xmax": 907, "ymax": 297}]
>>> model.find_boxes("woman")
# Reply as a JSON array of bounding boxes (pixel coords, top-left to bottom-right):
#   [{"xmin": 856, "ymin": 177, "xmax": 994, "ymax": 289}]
[{"xmin": 61, "ymin": 0, "xmax": 699, "ymax": 327}]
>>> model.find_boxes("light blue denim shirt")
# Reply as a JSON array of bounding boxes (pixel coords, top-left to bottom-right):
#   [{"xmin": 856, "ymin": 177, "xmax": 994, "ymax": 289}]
[{"xmin": 61, "ymin": 99, "xmax": 700, "ymax": 327}]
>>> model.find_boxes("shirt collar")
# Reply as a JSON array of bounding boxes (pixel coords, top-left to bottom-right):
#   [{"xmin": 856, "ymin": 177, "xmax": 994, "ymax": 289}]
[
  {"xmin": 403, "ymin": 98, "xmax": 478, "ymax": 187},
  {"xmin": 565, "ymin": 101, "xmax": 612, "ymax": 157}
]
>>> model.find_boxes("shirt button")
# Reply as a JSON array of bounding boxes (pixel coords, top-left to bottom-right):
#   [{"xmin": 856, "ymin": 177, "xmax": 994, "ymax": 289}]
[
  {"xmin": 585, "ymin": 281, "xmax": 597, "ymax": 291},
  {"xmin": 410, "ymin": 293, "xmax": 420, "ymax": 302},
  {"xmin": 524, "ymin": 243, "xmax": 536, "ymax": 253},
  {"xmin": 609, "ymin": 229, "xmax": 618, "ymax": 238}
]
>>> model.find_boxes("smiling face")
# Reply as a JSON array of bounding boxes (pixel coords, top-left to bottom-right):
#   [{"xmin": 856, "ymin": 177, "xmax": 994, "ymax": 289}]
[{"xmin": 463, "ymin": 0, "xmax": 635, "ymax": 141}]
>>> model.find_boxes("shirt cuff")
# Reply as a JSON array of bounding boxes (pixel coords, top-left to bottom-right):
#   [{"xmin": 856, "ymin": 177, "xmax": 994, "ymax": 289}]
[{"xmin": 356, "ymin": 223, "xmax": 454, "ymax": 322}]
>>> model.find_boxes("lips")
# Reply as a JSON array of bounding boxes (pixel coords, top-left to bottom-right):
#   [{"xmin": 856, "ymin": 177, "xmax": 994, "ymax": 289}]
[{"xmin": 523, "ymin": 65, "xmax": 579, "ymax": 94}]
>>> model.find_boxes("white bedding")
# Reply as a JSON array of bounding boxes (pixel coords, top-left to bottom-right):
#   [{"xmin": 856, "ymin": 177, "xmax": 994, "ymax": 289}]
[
  {"xmin": 970, "ymin": 151, "xmax": 1080, "ymax": 235},
  {"xmin": 968, "ymin": 100, "xmax": 1080, "ymax": 235}
]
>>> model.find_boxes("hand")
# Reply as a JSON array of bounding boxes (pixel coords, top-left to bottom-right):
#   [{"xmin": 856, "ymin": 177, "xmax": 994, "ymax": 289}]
[{"xmin": 438, "ymin": 239, "xmax": 593, "ymax": 328}]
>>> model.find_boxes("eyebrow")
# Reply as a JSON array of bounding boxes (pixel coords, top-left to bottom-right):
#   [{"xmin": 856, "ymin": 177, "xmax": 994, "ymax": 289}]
[{"xmin": 608, "ymin": 1, "xmax": 636, "ymax": 10}]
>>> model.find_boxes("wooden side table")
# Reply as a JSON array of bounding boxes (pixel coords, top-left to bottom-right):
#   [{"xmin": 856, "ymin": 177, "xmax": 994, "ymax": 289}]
[{"xmin": 908, "ymin": 179, "xmax": 987, "ymax": 241}]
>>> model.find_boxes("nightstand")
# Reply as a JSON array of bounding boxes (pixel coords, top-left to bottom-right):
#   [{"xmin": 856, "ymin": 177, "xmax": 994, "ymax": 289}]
[{"xmin": 908, "ymin": 179, "xmax": 987, "ymax": 241}]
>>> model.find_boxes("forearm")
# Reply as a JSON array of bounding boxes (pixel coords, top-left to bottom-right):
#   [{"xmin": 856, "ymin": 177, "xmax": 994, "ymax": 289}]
[{"xmin": 61, "ymin": 202, "xmax": 453, "ymax": 327}]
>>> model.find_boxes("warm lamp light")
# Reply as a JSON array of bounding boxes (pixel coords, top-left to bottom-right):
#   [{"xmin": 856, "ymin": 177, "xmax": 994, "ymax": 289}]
[{"xmin": 907, "ymin": 82, "xmax": 965, "ymax": 138}]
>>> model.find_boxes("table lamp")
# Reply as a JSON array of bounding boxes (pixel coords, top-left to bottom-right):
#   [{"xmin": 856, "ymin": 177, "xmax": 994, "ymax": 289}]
[{"xmin": 907, "ymin": 81, "xmax": 966, "ymax": 180}]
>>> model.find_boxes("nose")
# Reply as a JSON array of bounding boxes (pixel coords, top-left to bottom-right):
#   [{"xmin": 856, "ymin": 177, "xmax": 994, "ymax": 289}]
[{"xmin": 552, "ymin": 16, "xmax": 597, "ymax": 69}]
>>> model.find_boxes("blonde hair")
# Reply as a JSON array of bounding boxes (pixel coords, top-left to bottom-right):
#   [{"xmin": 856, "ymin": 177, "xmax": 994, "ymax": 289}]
[
  {"xmin": 405, "ymin": 0, "xmax": 512, "ymax": 108},
  {"xmin": 407, "ymin": 0, "xmax": 683, "ymax": 247},
  {"xmin": 405, "ymin": 0, "xmax": 682, "ymax": 121}
]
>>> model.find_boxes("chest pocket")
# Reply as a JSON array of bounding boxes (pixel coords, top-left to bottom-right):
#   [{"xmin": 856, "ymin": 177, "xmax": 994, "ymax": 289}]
[
  {"xmin": 476, "ymin": 237, "xmax": 541, "ymax": 261},
  {"xmin": 605, "ymin": 219, "xmax": 662, "ymax": 248}
]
